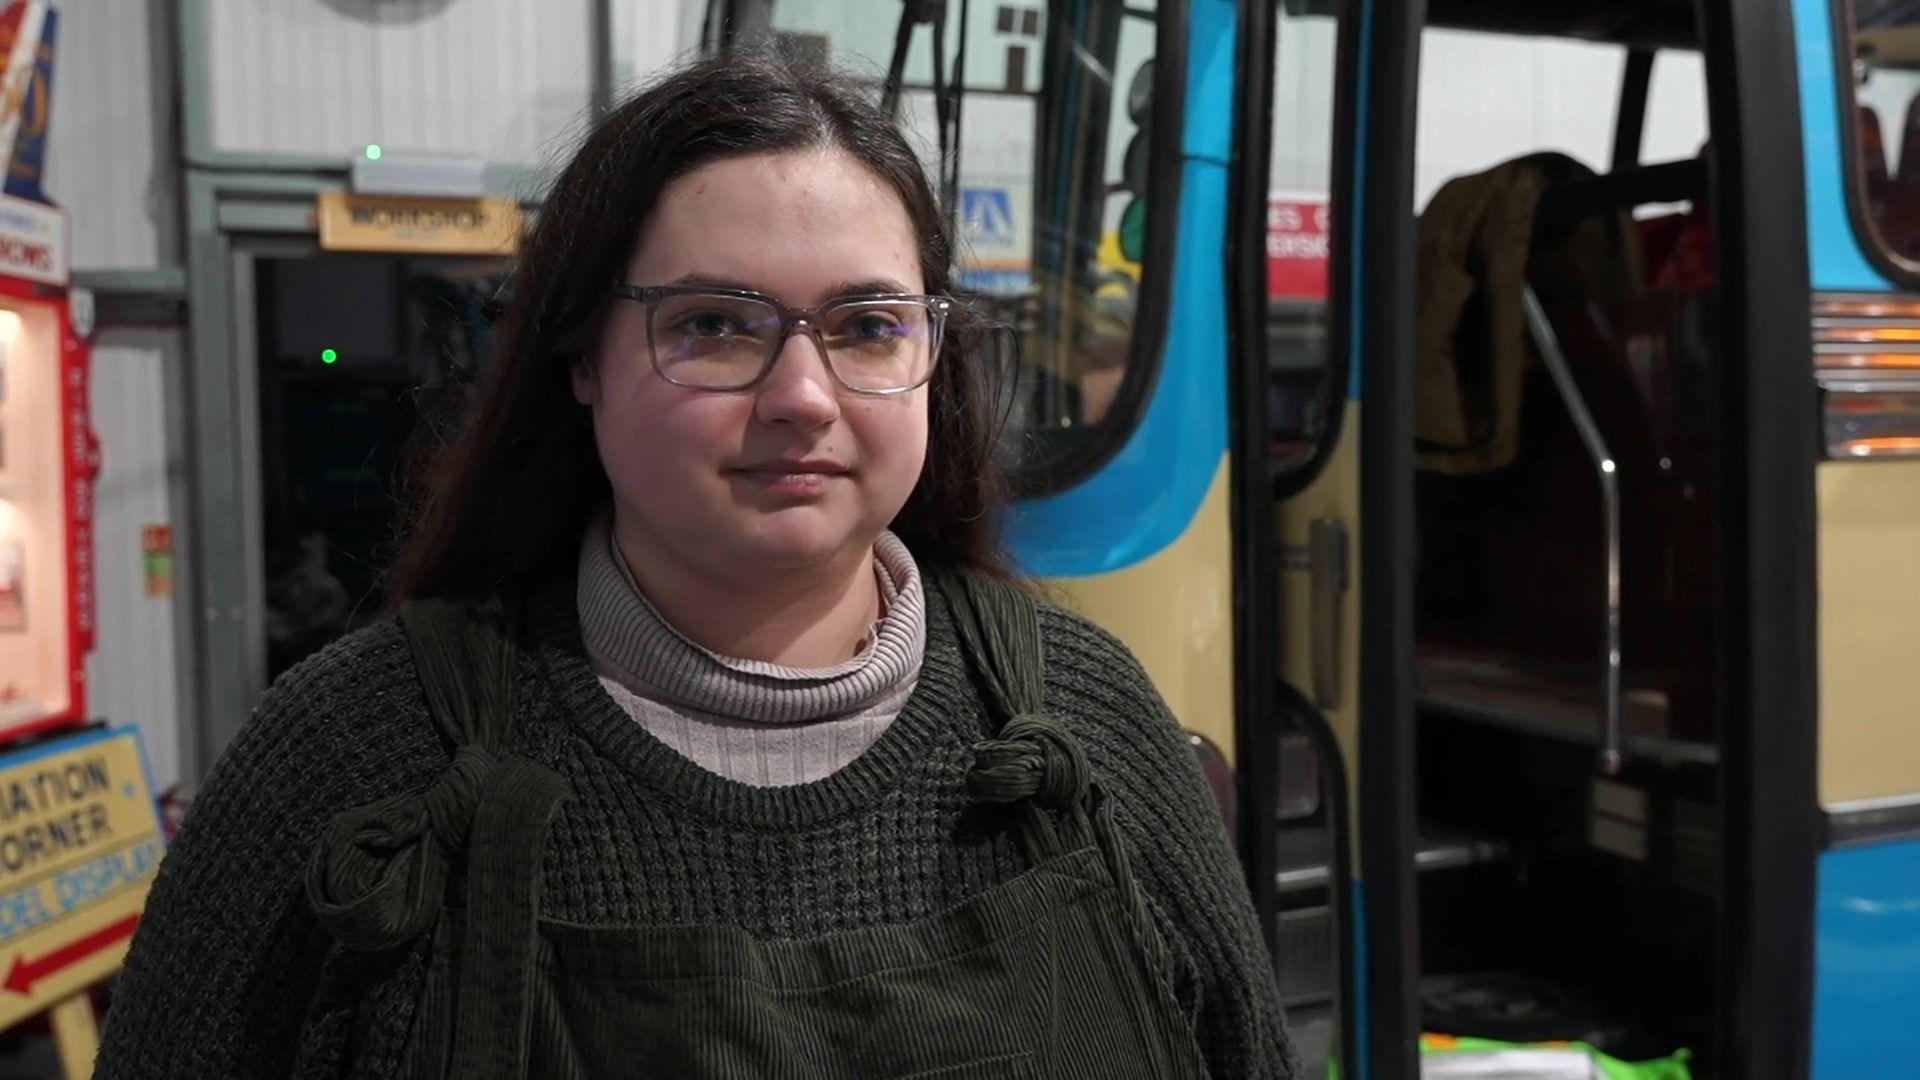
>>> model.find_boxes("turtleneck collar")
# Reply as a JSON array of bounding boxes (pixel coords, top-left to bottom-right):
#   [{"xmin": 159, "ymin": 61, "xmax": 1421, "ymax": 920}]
[{"xmin": 575, "ymin": 510, "xmax": 927, "ymax": 724}]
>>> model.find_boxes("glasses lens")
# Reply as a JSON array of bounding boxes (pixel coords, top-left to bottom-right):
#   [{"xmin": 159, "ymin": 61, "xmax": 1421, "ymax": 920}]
[
  {"xmin": 820, "ymin": 300, "xmax": 940, "ymax": 391},
  {"xmin": 650, "ymin": 292, "xmax": 782, "ymax": 388}
]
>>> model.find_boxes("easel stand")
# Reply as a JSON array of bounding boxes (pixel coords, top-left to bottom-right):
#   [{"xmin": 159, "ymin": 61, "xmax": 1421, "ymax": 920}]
[{"xmin": 48, "ymin": 991, "xmax": 99, "ymax": 1079}]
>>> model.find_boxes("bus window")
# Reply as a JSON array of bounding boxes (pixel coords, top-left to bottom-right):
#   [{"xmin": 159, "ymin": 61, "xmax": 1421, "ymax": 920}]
[
  {"xmin": 718, "ymin": 1, "xmax": 1171, "ymax": 492},
  {"xmin": 1264, "ymin": 20, "xmax": 1708, "ymax": 476},
  {"xmin": 1843, "ymin": 0, "xmax": 1920, "ymax": 276}
]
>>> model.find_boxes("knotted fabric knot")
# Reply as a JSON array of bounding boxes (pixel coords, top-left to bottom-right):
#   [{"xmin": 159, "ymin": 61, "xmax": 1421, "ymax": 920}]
[
  {"xmin": 967, "ymin": 714, "xmax": 1090, "ymax": 812},
  {"xmin": 422, "ymin": 744, "xmax": 494, "ymax": 849},
  {"xmin": 305, "ymin": 745, "xmax": 501, "ymax": 952}
]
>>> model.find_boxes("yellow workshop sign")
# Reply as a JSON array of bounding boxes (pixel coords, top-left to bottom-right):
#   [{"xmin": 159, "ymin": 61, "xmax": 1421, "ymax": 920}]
[
  {"xmin": 317, "ymin": 190, "xmax": 521, "ymax": 256},
  {"xmin": 0, "ymin": 726, "xmax": 163, "ymax": 1030}
]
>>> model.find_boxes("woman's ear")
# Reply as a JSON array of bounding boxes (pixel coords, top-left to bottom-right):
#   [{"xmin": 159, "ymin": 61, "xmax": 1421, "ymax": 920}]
[{"xmin": 571, "ymin": 360, "xmax": 599, "ymax": 407}]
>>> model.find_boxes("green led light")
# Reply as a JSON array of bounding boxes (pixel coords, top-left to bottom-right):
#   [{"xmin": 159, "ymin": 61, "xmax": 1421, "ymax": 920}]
[
  {"xmin": 364, "ymin": 144, "xmax": 383, "ymax": 161},
  {"xmin": 320, "ymin": 348, "xmax": 339, "ymax": 365}
]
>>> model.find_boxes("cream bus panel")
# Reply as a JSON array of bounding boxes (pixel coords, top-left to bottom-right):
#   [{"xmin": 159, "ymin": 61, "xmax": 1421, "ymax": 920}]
[
  {"xmin": 1275, "ymin": 402, "xmax": 1362, "ymax": 834},
  {"xmin": 1819, "ymin": 459, "xmax": 1920, "ymax": 805},
  {"xmin": 1041, "ymin": 457, "xmax": 1235, "ymax": 760}
]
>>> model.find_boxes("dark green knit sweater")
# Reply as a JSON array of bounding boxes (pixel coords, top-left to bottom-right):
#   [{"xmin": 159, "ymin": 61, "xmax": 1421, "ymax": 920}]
[{"xmin": 94, "ymin": 573, "xmax": 1295, "ymax": 1078}]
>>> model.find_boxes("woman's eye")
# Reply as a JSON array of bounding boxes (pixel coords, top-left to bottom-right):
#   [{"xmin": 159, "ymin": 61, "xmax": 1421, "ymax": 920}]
[
  {"xmin": 848, "ymin": 315, "xmax": 900, "ymax": 342},
  {"xmin": 681, "ymin": 312, "xmax": 740, "ymax": 337}
]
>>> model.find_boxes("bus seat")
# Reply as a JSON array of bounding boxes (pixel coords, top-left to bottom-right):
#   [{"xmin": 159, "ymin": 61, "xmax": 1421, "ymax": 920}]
[
  {"xmin": 1187, "ymin": 731, "xmax": 1237, "ymax": 848},
  {"xmin": 1883, "ymin": 95, "xmax": 1920, "ymax": 258},
  {"xmin": 1860, "ymin": 103, "xmax": 1891, "ymax": 216},
  {"xmin": 1414, "ymin": 152, "xmax": 1644, "ymax": 477},
  {"xmin": 1414, "ymin": 152, "xmax": 1721, "ymax": 746},
  {"xmin": 1624, "ymin": 152, "xmax": 1713, "ymax": 291}
]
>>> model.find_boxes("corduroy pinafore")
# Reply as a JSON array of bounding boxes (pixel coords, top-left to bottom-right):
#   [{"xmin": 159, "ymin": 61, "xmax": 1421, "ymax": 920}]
[{"xmin": 305, "ymin": 571, "xmax": 1211, "ymax": 1078}]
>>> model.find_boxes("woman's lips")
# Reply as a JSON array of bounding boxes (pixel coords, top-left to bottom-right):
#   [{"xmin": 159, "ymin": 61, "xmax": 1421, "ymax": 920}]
[{"xmin": 729, "ymin": 464, "xmax": 849, "ymax": 499}]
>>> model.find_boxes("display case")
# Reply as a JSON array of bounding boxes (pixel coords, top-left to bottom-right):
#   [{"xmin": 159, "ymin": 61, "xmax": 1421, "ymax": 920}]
[{"xmin": 0, "ymin": 190, "xmax": 92, "ymax": 738}]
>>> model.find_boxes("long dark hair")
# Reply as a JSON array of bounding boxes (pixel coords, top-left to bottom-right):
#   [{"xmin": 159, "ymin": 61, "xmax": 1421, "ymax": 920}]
[{"xmin": 387, "ymin": 51, "xmax": 1011, "ymax": 606}]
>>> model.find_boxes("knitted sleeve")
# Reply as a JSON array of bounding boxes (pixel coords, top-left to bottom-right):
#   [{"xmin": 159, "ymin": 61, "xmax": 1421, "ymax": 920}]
[
  {"xmin": 95, "ymin": 619, "xmax": 438, "ymax": 1079},
  {"xmin": 1041, "ymin": 606, "xmax": 1300, "ymax": 1080}
]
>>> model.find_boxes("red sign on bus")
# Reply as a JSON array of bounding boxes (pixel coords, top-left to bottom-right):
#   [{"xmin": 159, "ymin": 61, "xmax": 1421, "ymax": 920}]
[{"xmin": 1267, "ymin": 194, "xmax": 1329, "ymax": 301}]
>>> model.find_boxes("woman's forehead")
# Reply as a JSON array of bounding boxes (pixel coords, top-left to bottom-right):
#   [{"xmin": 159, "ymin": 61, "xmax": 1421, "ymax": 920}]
[{"xmin": 628, "ymin": 150, "xmax": 925, "ymax": 303}]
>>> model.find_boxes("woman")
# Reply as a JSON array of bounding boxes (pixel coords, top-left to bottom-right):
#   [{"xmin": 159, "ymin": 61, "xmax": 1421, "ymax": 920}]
[{"xmin": 96, "ymin": 52, "xmax": 1294, "ymax": 1079}]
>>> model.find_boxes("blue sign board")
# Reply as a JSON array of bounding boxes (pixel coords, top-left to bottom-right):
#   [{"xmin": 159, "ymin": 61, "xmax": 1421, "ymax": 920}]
[{"xmin": 961, "ymin": 187, "xmax": 1017, "ymax": 247}]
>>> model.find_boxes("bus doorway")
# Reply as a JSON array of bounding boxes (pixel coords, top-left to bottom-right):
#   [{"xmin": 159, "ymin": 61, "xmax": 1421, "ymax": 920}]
[{"xmin": 1244, "ymin": 0, "xmax": 1818, "ymax": 1073}]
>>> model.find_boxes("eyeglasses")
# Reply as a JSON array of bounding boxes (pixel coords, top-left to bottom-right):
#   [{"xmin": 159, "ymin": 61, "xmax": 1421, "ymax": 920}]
[{"xmin": 611, "ymin": 284, "xmax": 951, "ymax": 394}]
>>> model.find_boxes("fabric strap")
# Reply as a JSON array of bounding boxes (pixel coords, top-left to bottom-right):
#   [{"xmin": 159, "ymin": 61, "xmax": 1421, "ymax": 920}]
[
  {"xmin": 937, "ymin": 571, "xmax": 1181, "ymax": 985},
  {"xmin": 305, "ymin": 597, "xmax": 570, "ymax": 1080}
]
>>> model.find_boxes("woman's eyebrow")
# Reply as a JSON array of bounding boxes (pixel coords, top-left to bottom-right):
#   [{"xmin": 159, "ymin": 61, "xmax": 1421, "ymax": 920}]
[
  {"xmin": 667, "ymin": 272, "xmax": 759, "ymax": 291},
  {"xmin": 820, "ymin": 279, "xmax": 914, "ymax": 298},
  {"xmin": 663, "ymin": 274, "xmax": 917, "ymax": 299}
]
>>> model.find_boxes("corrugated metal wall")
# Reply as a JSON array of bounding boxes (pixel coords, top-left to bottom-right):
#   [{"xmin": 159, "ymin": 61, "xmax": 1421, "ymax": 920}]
[
  {"xmin": 85, "ymin": 340, "xmax": 186, "ymax": 794},
  {"xmin": 1269, "ymin": 14, "xmax": 1338, "ymax": 195},
  {"xmin": 610, "ymin": 0, "xmax": 698, "ymax": 93},
  {"xmin": 1415, "ymin": 31, "xmax": 1709, "ymax": 207},
  {"xmin": 205, "ymin": 0, "xmax": 594, "ymax": 167},
  {"xmin": 1266, "ymin": 23, "xmax": 1712, "ymax": 208},
  {"xmin": 44, "ymin": 0, "xmax": 170, "ymax": 271}
]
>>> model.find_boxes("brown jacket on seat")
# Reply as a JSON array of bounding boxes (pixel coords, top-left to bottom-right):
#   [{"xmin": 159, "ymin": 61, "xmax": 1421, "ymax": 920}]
[{"xmin": 1414, "ymin": 151, "xmax": 1640, "ymax": 475}]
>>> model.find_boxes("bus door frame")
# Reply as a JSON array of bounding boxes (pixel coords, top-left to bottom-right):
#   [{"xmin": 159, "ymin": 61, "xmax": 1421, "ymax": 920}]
[
  {"xmin": 1227, "ymin": 0, "xmax": 1424, "ymax": 1075},
  {"xmin": 1698, "ymin": 0, "xmax": 1821, "ymax": 1075},
  {"xmin": 1233, "ymin": 0, "xmax": 1824, "ymax": 1074}
]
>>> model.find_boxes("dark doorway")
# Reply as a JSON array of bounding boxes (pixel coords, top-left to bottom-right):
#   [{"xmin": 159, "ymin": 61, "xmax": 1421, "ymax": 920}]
[{"xmin": 251, "ymin": 251, "xmax": 509, "ymax": 680}]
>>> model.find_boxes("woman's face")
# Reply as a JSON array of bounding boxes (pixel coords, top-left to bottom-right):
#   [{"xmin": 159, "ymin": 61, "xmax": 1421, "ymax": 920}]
[{"xmin": 575, "ymin": 149, "xmax": 931, "ymax": 585}]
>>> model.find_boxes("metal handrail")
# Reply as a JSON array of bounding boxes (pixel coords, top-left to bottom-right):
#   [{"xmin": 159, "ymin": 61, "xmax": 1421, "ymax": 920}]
[{"xmin": 1519, "ymin": 286, "xmax": 1625, "ymax": 775}]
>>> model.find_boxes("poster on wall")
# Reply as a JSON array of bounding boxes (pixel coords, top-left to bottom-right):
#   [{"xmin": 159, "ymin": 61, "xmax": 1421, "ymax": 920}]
[
  {"xmin": 2, "ymin": 4, "xmax": 54, "ymax": 202},
  {"xmin": 0, "ymin": 0, "xmax": 45, "ymax": 191},
  {"xmin": 1267, "ymin": 192, "xmax": 1330, "ymax": 302}
]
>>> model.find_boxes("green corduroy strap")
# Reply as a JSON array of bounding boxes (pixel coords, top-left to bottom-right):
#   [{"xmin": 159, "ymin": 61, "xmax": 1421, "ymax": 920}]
[
  {"xmin": 304, "ymin": 596, "xmax": 570, "ymax": 1079},
  {"xmin": 936, "ymin": 570, "xmax": 1184, "ymax": 990},
  {"xmin": 936, "ymin": 572, "xmax": 1083, "ymax": 861},
  {"xmin": 934, "ymin": 571, "xmax": 1043, "ymax": 721}
]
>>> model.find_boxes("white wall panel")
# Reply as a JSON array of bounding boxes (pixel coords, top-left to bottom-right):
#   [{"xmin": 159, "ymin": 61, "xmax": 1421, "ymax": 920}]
[
  {"xmin": 610, "ymin": 0, "xmax": 699, "ymax": 95},
  {"xmin": 205, "ymin": 0, "xmax": 593, "ymax": 167},
  {"xmin": 1269, "ymin": 15, "xmax": 1338, "ymax": 195},
  {"xmin": 85, "ymin": 344, "xmax": 183, "ymax": 793},
  {"xmin": 1644, "ymin": 51, "xmax": 1709, "ymax": 164},
  {"xmin": 1264, "ymin": 28, "xmax": 1722, "ymax": 211},
  {"xmin": 1415, "ymin": 31, "xmax": 1619, "ymax": 207},
  {"xmin": 45, "ymin": 0, "xmax": 168, "ymax": 271},
  {"xmin": 1415, "ymin": 32, "xmax": 1711, "ymax": 209}
]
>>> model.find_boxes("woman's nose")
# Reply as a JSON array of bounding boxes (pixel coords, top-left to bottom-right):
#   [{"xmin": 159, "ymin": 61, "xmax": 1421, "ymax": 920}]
[{"xmin": 752, "ymin": 328, "xmax": 842, "ymax": 428}]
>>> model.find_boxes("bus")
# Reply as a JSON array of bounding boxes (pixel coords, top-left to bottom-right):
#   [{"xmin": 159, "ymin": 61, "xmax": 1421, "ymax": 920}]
[{"xmin": 704, "ymin": 0, "xmax": 1916, "ymax": 1075}]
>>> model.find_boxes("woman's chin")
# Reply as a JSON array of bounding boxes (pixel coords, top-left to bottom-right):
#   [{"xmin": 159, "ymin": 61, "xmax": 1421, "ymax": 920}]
[{"xmin": 729, "ymin": 512, "xmax": 869, "ymax": 571}]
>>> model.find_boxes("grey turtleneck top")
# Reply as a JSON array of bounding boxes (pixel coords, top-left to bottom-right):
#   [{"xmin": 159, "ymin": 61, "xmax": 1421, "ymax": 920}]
[{"xmin": 575, "ymin": 512, "xmax": 927, "ymax": 787}]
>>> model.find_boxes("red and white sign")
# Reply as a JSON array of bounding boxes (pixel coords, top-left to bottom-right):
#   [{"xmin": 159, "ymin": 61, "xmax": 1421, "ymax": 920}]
[
  {"xmin": 0, "ymin": 193, "xmax": 61, "ymax": 286},
  {"xmin": 1267, "ymin": 193, "xmax": 1329, "ymax": 301}
]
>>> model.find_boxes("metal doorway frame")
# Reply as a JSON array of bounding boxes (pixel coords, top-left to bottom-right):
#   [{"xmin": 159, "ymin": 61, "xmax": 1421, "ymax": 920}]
[{"xmin": 181, "ymin": 172, "xmax": 340, "ymax": 782}]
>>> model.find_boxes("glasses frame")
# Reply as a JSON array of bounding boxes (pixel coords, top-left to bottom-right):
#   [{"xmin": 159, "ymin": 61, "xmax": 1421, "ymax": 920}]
[{"xmin": 612, "ymin": 284, "xmax": 953, "ymax": 395}]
